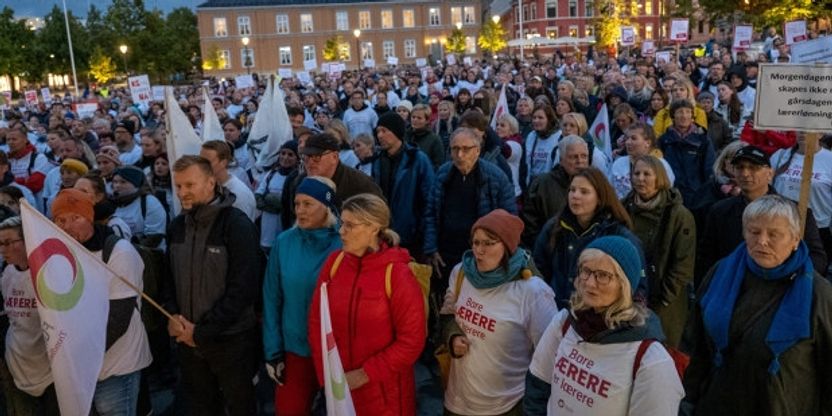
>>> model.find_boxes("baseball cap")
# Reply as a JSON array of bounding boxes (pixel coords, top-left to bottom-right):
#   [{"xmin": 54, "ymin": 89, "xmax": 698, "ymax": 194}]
[
  {"xmin": 731, "ymin": 145, "xmax": 770, "ymax": 167},
  {"xmin": 301, "ymin": 133, "xmax": 341, "ymax": 156}
]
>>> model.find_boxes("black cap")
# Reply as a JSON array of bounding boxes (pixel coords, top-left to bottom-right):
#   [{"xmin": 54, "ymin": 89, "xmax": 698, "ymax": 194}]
[
  {"xmin": 301, "ymin": 132, "xmax": 340, "ymax": 156},
  {"xmin": 115, "ymin": 120, "xmax": 135, "ymax": 134},
  {"xmin": 732, "ymin": 145, "xmax": 770, "ymax": 167}
]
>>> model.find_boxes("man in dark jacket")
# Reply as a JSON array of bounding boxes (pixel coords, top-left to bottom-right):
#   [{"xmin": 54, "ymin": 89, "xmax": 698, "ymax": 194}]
[
  {"xmin": 697, "ymin": 146, "xmax": 828, "ymax": 284},
  {"xmin": 166, "ymin": 155, "xmax": 262, "ymax": 416},
  {"xmin": 372, "ymin": 112, "xmax": 435, "ymax": 258}
]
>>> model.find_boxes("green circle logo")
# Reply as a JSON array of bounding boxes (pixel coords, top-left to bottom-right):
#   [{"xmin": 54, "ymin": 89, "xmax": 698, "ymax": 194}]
[{"xmin": 28, "ymin": 238, "xmax": 85, "ymax": 311}]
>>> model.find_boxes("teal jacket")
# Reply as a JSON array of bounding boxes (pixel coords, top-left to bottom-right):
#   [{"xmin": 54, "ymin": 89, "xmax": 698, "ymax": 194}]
[{"xmin": 262, "ymin": 225, "xmax": 341, "ymax": 360}]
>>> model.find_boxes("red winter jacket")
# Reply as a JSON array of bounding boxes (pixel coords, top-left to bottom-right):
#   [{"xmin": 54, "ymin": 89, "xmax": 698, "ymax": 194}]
[
  {"xmin": 308, "ymin": 245, "xmax": 425, "ymax": 416},
  {"xmin": 740, "ymin": 120, "xmax": 796, "ymax": 157}
]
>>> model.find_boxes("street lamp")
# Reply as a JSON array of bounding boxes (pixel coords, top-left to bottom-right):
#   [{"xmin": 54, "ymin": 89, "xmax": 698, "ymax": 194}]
[
  {"xmin": 456, "ymin": 22, "xmax": 462, "ymax": 30},
  {"xmin": 241, "ymin": 36, "xmax": 251, "ymax": 75},
  {"xmin": 353, "ymin": 29, "xmax": 361, "ymax": 70},
  {"xmin": 119, "ymin": 44, "xmax": 128, "ymax": 76},
  {"xmin": 492, "ymin": 15, "xmax": 501, "ymax": 24}
]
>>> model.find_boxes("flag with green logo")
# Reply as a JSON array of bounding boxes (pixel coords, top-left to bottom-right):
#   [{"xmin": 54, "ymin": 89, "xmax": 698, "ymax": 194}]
[{"xmin": 320, "ymin": 283, "xmax": 356, "ymax": 416}]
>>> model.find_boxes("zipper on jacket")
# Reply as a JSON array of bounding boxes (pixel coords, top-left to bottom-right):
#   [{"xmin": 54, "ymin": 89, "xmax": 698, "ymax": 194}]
[{"xmin": 189, "ymin": 227, "xmax": 198, "ymax": 320}]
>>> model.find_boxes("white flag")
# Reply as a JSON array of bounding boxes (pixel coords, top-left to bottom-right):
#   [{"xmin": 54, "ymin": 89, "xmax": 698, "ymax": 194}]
[
  {"xmin": 490, "ymin": 84, "xmax": 509, "ymax": 130},
  {"xmin": 165, "ymin": 87, "xmax": 204, "ymax": 214},
  {"xmin": 20, "ymin": 200, "xmax": 112, "ymax": 416},
  {"xmin": 201, "ymin": 85, "xmax": 224, "ymax": 142},
  {"xmin": 320, "ymin": 283, "xmax": 356, "ymax": 416},
  {"xmin": 248, "ymin": 77, "xmax": 292, "ymax": 171},
  {"xmin": 589, "ymin": 103, "xmax": 612, "ymax": 162}
]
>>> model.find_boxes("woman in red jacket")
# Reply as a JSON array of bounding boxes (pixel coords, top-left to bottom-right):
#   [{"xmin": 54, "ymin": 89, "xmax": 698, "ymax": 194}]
[{"xmin": 308, "ymin": 193, "xmax": 426, "ymax": 416}]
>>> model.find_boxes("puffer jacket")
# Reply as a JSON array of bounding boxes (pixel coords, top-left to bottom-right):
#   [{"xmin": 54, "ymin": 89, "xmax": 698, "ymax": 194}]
[{"xmin": 308, "ymin": 245, "xmax": 426, "ymax": 416}]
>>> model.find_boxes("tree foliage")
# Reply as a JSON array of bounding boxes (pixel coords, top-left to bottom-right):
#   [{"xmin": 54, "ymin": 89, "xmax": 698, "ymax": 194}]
[
  {"xmin": 89, "ymin": 47, "xmax": 117, "ymax": 84},
  {"xmin": 446, "ymin": 27, "xmax": 467, "ymax": 55},
  {"xmin": 697, "ymin": 0, "xmax": 828, "ymax": 28},
  {"xmin": 202, "ymin": 45, "xmax": 226, "ymax": 71},
  {"xmin": 478, "ymin": 20, "xmax": 508, "ymax": 55},
  {"xmin": 594, "ymin": 0, "xmax": 633, "ymax": 48},
  {"xmin": 323, "ymin": 36, "xmax": 350, "ymax": 61}
]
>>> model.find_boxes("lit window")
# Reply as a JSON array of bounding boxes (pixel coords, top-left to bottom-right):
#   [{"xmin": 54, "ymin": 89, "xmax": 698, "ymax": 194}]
[
  {"xmin": 359, "ymin": 11, "xmax": 371, "ymax": 29},
  {"xmin": 645, "ymin": 24, "xmax": 654, "ymax": 39},
  {"xmin": 645, "ymin": 0, "xmax": 653, "ymax": 14},
  {"xmin": 403, "ymin": 10, "xmax": 415, "ymax": 28},
  {"xmin": 220, "ymin": 50, "xmax": 231, "ymax": 69},
  {"xmin": 336, "ymin": 11, "xmax": 349, "ymax": 31},
  {"xmin": 213, "ymin": 17, "xmax": 227, "ymax": 37},
  {"xmin": 361, "ymin": 42, "xmax": 374, "ymax": 60},
  {"xmin": 279, "ymin": 46, "xmax": 292, "ymax": 65},
  {"xmin": 276, "ymin": 14, "xmax": 289, "ymax": 34},
  {"xmin": 240, "ymin": 48, "xmax": 254, "ymax": 68},
  {"xmin": 464, "ymin": 6, "xmax": 476, "ymax": 24},
  {"xmin": 237, "ymin": 16, "xmax": 251, "ymax": 35},
  {"xmin": 381, "ymin": 10, "xmax": 393, "ymax": 29},
  {"xmin": 429, "ymin": 8, "xmax": 440, "ymax": 26},
  {"xmin": 547, "ymin": 27, "xmax": 558, "ymax": 38},
  {"xmin": 569, "ymin": 25, "xmax": 578, "ymax": 37},
  {"xmin": 451, "ymin": 7, "xmax": 462, "ymax": 26},
  {"xmin": 300, "ymin": 14, "xmax": 313, "ymax": 33},
  {"xmin": 465, "ymin": 36, "xmax": 476, "ymax": 54},
  {"xmin": 303, "ymin": 45, "xmax": 316, "ymax": 62}
]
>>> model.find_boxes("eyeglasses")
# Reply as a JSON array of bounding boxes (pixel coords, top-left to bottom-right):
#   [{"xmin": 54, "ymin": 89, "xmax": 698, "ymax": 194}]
[
  {"xmin": 578, "ymin": 266, "xmax": 615, "ymax": 286},
  {"xmin": 341, "ymin": 220, "xmax": 369, "ymax": 232},
  {"xmin": 301, "ymin": 151, "xmax": 333, "ymax": 163},
  {"xmin": 471, "ymin": 239, "xmax": 500, "ymax": 248},
  {"xmin": 0, "ymin": 239, "xmax": 22, "ymax": 248},
  {"xmin": 451, "ymin": 145, "xmax": 479, "ymax": 154}
]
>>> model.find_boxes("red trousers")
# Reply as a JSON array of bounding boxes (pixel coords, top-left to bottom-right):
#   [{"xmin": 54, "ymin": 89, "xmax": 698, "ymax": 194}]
[{"xmin": 274, "ymin": 352, "xmax": 318, "ymax": 416}]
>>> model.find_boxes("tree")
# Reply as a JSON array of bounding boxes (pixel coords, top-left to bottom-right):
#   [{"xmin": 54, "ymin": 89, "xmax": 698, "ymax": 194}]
[
  {"xmin": 38, "ymin": 5, "xmax": 90, "ymax": 77},
  {"xmin": 594, "ymin": 0, "xmax": 631, "ymax": 49},
  {"xmin": 323, "ymin": 35, "xmax": 350, "ymax": 61},
  {"xmin": 446, "ymin": 27, "xmax": 467, "ymax": 55},
  {"xmin": 697, "ymin": 0, "xmax": 826, "ymax": 28},
  {"xmin": 0, "ymin": 7, "xmax": 34, "ymax": 88},
  {"xmin": 89, "ymin": 47, "xmax": 117, "ymax": 83},
  {"xmin": 202, "ymin": 45, "xmax": 226, "ymax": 71},
  {"xmin": 478, "ymin": 19, "xmax": 507, "ymax": 55}
]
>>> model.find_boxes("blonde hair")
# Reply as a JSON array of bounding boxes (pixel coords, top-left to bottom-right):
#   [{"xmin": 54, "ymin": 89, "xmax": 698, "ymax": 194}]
[
  {"xmin": 341, "ymin": 193, "xmax": 400, "ymax": 246},
  {"xmin": 569, "ymin": 248, "xmax": 646, "ymax": 328},
  {"xmin": 562, "ymin": 112, "xmax": 588, "ymax": 136}
]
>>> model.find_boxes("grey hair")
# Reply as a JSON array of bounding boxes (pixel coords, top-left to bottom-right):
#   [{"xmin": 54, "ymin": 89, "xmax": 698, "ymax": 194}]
[
  {"xmin": 558, "ymin": 134, "xmax": 588, "ymax": 156},
  {"xmin": 713, "ymin": 140, "xmax": 747, "ymax": 177},
  {"xmin": 352, "ymin": 133, "xmax": 374, "ymax": 147},
  {"xmin": 496, "ymin": 114, "xmax": 520, "ymax": 135},
  {"xmin": 743, "ymin": 195, "xmax": 801, "ymax": 238},
  {"xmin": 0, "ymin": 216, "xmax": 22, "ymax": 237},
  {"xmin": 450, "ymin": 127, "xmax": 483, "ymax": 147}
]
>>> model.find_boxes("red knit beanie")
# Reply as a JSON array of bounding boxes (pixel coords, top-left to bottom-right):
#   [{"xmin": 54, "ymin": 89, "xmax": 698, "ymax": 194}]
[
  {"xmin": 51, "ymin": 189, "xmax": 94, "ymax": 224},
  {"xmin": 471, "ymin": 209, "xmax": 524, "ymax": 254}
]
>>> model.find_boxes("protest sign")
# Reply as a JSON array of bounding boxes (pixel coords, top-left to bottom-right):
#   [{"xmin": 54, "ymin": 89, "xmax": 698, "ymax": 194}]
[
  {"xmin": 784, "ymin": 20, "xmax": 807, "ymax": 45},
  {"xmin": 234, "ymin": 74, "xmax": 254, "ymax": 89},
  {"xmin": 463, "ymin": 56, "xmax": 473, "ymax": 66},
  {"xmin": 641, "ymin": 40, "xmax": 656, "ymax": 55},
  {"xmin": 416, "ymin": 58, "xmax": 427, "ymax": 67},
  {"xmin": 40, "ymin": 88, "xmax": 52, "ymax": 104},
  {"xmin": 446, "ymin": 54, "xmax": 457, "ymax": 66},
  {"xmin": 670, "ymin": 19, "xmax": 689, "ymax": 42},
  {"xmin": 364, "ymin": 59, "xmax": 376, "ymax": 68},
  {"xmin": 620, "ymin": 27, "xmax": 635, "ymax": 46},
  {"xmin": 152, "ymin": 86, "xmax": 165, "ymax": 102},
  {"xmin": 790, "ymin": 36, "xmax": 832, "ymax": 64},
  {"xmin": 128, "ymin": 75, "xmax": 152, "ymax": 106},
  {"xmin": 304, "ymin": 59, "xmax": 318, "ymax": 72},
  {"xmin": 24, "ymin": 90, "xmax": 38, "ymax": 107},
  {"xmin": 733, "ymin": 25, "xmax": 753, "ymax": 50},
  {"xmin": 297, "ymin": 71, "xmax": 312, "ymax": 85},
  {"xmin": 753, "ymin": 64, "xmax": 832, "ymax": 132},
  {"xmin": 73, "ymin": 102, "xmax": 98, "ymax": 119},
  {"xmin": 656, "ymin": 51, "xmax": 672, "ymax": 64},
  {"xmin": 278, "ymin": 68, "xmax": 293, "ymax": 79},
  {"xmin": 387, "ymin": 56, "xmax": 399, "ymax": 66}
]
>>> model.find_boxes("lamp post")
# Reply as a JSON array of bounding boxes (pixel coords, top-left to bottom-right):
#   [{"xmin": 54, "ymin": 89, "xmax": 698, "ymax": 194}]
[
  {"xmin": 492, "ymin": 15, "xmax": 501, "ymax": 59},
  {"xmin": 119, "ymin": 44, "xmax": 128, "ymax": 76},
  {"xmin": 241, "ymin": 36, "xmax": 251, "ymax": 75},
  {"xmin": 353, "ymin": 29, "xmax": 361, "ymax": 70}
]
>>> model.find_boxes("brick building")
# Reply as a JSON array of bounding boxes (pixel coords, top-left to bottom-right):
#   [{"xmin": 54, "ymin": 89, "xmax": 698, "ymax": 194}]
[{"xmin": 196, "ymin": 0, "xmax": 485, "ymax": 77}]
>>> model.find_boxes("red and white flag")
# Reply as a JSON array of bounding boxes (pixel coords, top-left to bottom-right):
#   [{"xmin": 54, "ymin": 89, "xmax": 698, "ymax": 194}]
[
  {"xmin": 20, "ymin": 200, "xmax": 112, "ymax": 416},
  {"xmin": 320, "ymin": 283, "xmax": 356, "ymax": 416},
  {"xmin": 589, "ymin": 103, "xmax": 612, "ymax": 162},
  {"xmin": 490, "ymin": 84, "xmax": 509, "ymax": 130}
]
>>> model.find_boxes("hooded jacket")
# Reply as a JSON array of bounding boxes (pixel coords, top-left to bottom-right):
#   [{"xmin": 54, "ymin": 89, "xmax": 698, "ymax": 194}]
[
  {"xmin": 522, "ymin": 164, "xmax": 570, "ymax": 247},
  {"xmin": 659, "ymin": 126, "xmax": 716, "ymax": 207},
  {"xmin": 308, "ymin": 245, "xmax": 426, "ymax": 416},
  {"xmin": 404, "ymin": 127, "xmax": 446, "ymax": 170}
]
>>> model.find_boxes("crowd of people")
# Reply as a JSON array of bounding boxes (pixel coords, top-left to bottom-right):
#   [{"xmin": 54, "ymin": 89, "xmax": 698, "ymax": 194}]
[{"xmin": 0, "ymin": 26, "xmax": 830, "ymax": 416}]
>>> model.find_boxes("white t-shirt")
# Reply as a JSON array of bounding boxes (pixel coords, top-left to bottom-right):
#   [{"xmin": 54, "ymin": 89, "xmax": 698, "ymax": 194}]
[
  {"xmin": 525, "ymin": 130, "xmax": 561, "ymax": 186},
  {"xmin": 2, "ymin": 264, "xmax": 53, "ymax": 396},
  {"xmin": 9, "ymin": 151, "xmax": 49, "ymax": 183},
  {"xmin": 529, "ymin": 310, "xmax": 684, "ymax": 416},
  {"xmin": 441, "ymin": 264, "xmax": 558, "ymax": 415},
  {"xmin": 506, "ymin": 141, "xmax": 523, "ymax": 197},
  {"xmin": 255, "ymin": 170, "xmax": 289, "ymax": 247},
  {"xmin": 772, "ymin": 148, "xmax": 832, "ymax": 228},
  {"xmin": 95, "ymin": 240, "xmax": 152, "ymax": 380},
  {"xmin": 609, "ymin": 156, "xmax": 676, "ymax": 199},
  {"xmin": 224, "ymin": 176, "xmax": 258, "ymax": 222}
]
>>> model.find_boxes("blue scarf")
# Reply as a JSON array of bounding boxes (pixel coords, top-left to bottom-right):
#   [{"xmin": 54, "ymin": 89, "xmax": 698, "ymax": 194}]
[
  {"xmin": 461, "ymin": 248, "xmax": 529, "ymax": 289},
  {"xmin": 700, "ymin": 241, "xmax": 813, "ymax": 374}
]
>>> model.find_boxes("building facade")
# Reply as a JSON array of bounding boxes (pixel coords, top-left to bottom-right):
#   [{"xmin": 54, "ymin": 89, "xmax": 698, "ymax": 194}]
[{"xmin": 196, "ymin": 0, "xmax": 484, "ymax": 77}]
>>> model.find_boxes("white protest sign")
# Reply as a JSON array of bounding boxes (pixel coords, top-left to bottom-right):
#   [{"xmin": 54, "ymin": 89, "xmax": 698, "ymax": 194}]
[
  {"xmin": 128, "ymin": 74, "xmax": 152, "ymax": 106},
  {"xmin": 387, "ymin": 56, "xmax": 399, "ymax": 66},
  {"xmin": 40, "ymin": 88, "xmax": 52, "ymax": 104},
  {"xmin": 463, "ymin": 56, "xmax": 473, "ymax": 66},
  {"xmin": 234, "ymin": 74, "xmax": 254, "ymax": 89},
  {"xmin": 620, "ymin": 26, "xmax": 636, "ymax": 46},
  {"xmin": 656, "ymin": 51, "xmax": 672, "ymax": 64},
  {"xmin": 641, "ymin": 40, "xmax": 656, "ymax": 55},
  {"xmin": 278, "ymin": 68, "xmax": 293, "ymax": 79},
  {"xmin": 446, "ymin": 54, "xmax": 457, "ymax": 65},
  {"xmin": 73, "ymin": 102, "xmax": 98, "ymax": 119},
  {"xmin": 304, "ymin": 59, "xmax": 318, "ymax": 72},
  {"xmin": 784, "ymin": 20, "xmax": 807, "ymax": 45},
  {"xmin": 297, "ymin": 71, "xmax": 311, "ymax": 85},
  {"xmin": 363, "ymin": 59, "xmax": 376, "ymax": 68},
  {"xmin": 416, "ymin": 58, "xmax": 427, "ymax": 67},
  {"xmin": 152, "ymin": 86, "xmax": 165, "ymax": 102},
  {"xmin": 670, "ymin": 19, "xmax": 689, "ymax": 42},
  {"xmin": 753, "ymin": 64, "xmax": 832, "ymax": 132},
  {"xmin": 791, "ymin": 36, "xmax": 832, "ymax": 64},
  {"xmin": 733, "ymin": 25, "xmax": 753, "ymax": 50},
  {"xmin": 24, "ymin": 90, "xmax": 38, "ymax": 107}
]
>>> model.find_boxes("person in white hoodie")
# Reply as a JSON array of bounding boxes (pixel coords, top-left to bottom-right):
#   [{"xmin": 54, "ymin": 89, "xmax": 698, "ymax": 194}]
[
  {"xmin": 342, "ymin": 89, "xmax": 378, "ymax": 140},
  {"xmin": 524, "ymin": 236, "xmax": 684, "ymax": 415}
]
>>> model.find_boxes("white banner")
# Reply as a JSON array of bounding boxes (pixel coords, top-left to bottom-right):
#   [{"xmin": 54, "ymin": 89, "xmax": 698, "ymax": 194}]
[
  {"xmin": 490, "ymin": 84, "xmax": 509, "ymax": 130},
  {"xmin": 446, "ymin": 54, "xmax": 457, "ymax": 66},
  {"xmin": 620, "ymin": 27, "xmax": 636, "ymax": 46},
  {"xmin": 128, "ymin": 75, "xmax": 152, "ymax": 106},
  {"xmin": 40, "ymin": 88, "xmax": 52, "ymax": 104},
  {"xmin": 235, "ymin": 75, "xmax": 254, "ymax": 89},
  {"xmin": 790, "ymin": 36, "xmax": 832, "ymax": 64},
  {"xmin": 656, "ymin": 51, "xmax": 672, "ymax": 64},
  {"xmin": 278, "ymin": 68, "xmax": 293, "ymax": 79},
  {"xmin": 641, "ymin": 40, "xmax": 656, "ymax": 55},
  {"xmin": 24, "ymin": 90, "xmax": 37, "ymax": 107},
  {"xmin": 152, "ymin": 86, "xmax": 165, "ymax": 102},
  {"xmin": 670, "ymin": 19, "xmax": 689, "ymax": 42},
  {"xmin": 304, "ymin": 59, "xmax": 318, "ymax": 72},
  {"xmin": 463, "ymin": 56, "xmax": 473, "ymax": 66},
  {"xmin": 21, "ymin": 201, "xmax": 111, "ymax": 416},
  {"xmin": 165, "ymin": 87, "xmax": 205, "ymax": 214},
  {"xmin": 73, "ymin": 103, "xmax": 98, "ymax": 120},
  {"xmin": 753, "ymin": 64, "xmax": 832, "ymax": 132},
  {"xmin": 248, "ymin": 77, "xmax": 292, "ymax": 170},
  {"xmin": 320, "ymin": 283, "xmax": 356, "ymax": 416},
  {"xmin": 297, "ymin": 71, "xmax": 312, "ymax": 85},
  {"xmin": 386, "ymin": 56, "xmax": 399, "ymax": 66},
  {"xmin": 733, "ymin": 25, "xmax": 753, "ymax": 50},
  {"xmin": 415, "ymin": 58, "xmax": 427, "ymax": 67},
  {"xmin": 363, "ymin": 59, "xmax": 376, "ymax": 68},
  {"xmin": 201, "ymin": 85, "xmax": 223, "ymax": 142},
  {"xmin": 784, "ymin": 20, "xmax": 807, "ymax": 45}
]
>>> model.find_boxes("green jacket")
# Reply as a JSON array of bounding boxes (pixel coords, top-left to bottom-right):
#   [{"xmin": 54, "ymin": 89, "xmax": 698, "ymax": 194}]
[{"xmin": 406, "ymin": 127, "xmax": 446, "ymax": 170}]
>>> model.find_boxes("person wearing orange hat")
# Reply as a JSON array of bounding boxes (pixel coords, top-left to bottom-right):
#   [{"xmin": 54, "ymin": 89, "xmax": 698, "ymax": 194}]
[
  {"xmin": 50, "ymin": 188, "xmax": 152, "ymax": 415},
  {"xmin": 439, "ymin": 209, "xmax": 557, "ymax": 415}
]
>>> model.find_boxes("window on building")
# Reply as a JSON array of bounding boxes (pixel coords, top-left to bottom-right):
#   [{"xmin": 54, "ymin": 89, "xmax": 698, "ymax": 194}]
[
  {"xmin": 220, "ymin": 50, "xmax": 231, "ymax": 68},
  {"xmin": 300, "ymin": 14, "xmax": 313, "ymax": 33},
  {"xmin": 361, "ymin": 41, "xmax": 374, "ymax": 60},
  {"xmin": 645, "ymin": 0, "xmax": 653, "ymax": 14},
  {"xmin": 464, "ymin": 6, "xmax": 476, "ymax": 24},
  {"xmin": 465, "ymin": 36, "xmax": 476, "ymax": 54},
  {"xmin": 585, "ymin": 26, "xmax": 594, "ymax": 37},
  {"xmin": 359, "ymin": 11, "xmax": 371, "ymax": 29},
  {"xmin": 279, "ymin": 46, "xmax": 291, "ymax": 65},
  {"xmin": 241, "ymin": 48, "xmax": 254, "ymax": 68},
  {"xmin": 569, "ymin": 0, "xmax": 577, "ymax": 17},
  {"xmin": 404, "ymin": 39, "xmax": 416, "ymax": 58},
  {"xmin": 237, "ymin": 16, "xmax": 251, "ymax": 35},
  {"xmin": 429, "ymin": 8, "xmax": 440, "ymax": 26},
  {"xmin": 645, "ymin": 24, "xmax": 653, "ymax": 39},
  {"xmin": 529, "ymin": 3, "xmax": 537, "ymax": 20},
  {"xmin": 546, "ymin": 0, "xmax": 557, "ymax": 18},
  {"xmin": 303, "ymin": 45, "xmax": 316, "ymax": 62},
  {"xmin": 336, "ymin": 11, "xmax": 349, "ymax": 31},
  {"xmin": 569, "ymin": 25, "xmax": 578, "ymax": 37},
  {"xmin": 276, "ymin": 14, "xmax": 289, "ymax": 34},
  {"xmin": 381, "ymin": 10, "xmax": 393, "ymax": 29},
  {"xmin": 451, "ymin": 7, "xmax": 462, "ymax": 26},
  {"xmin": 547, "ymin": 27, "xmax": 559, "ymax": 38},
  {"xmin": 213, "ymin": 17, "xmax": 227, "ymax": 37},
  {"xmin": 383, "ymin": 41, "xmax": 394, "ymax": 58},
  {"xmin": 403, "ymin": 9, "xmax": 415, "ymax": 27},
  {"xmin": 523, "ymin": 6, "xmax": 529, "ymax": 20},
  {"xmin": 585, "ymin": 1, "xmax": 594, "ymax": 17}
]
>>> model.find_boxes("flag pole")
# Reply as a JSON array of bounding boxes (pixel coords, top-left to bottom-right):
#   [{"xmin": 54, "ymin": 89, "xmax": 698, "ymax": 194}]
[
  {"xmin": 61, "ymin": 0, "xmax": 80, "ymax": 98},
  {"xmin": 20, "ymin": 200, "xmax": 175, "ymax": 321}
]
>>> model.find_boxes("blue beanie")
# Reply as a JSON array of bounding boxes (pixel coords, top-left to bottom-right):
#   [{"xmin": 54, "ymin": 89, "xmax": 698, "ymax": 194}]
[
  {"xmin": 114, "ymin": 166, "xmax": 146, "ymax": 189},
  {"xmin": 584, "ymin": 236, "xmax": 643, "ymax": 293},
  {"xmin": 297, "ymin": 177, "xmax": 337, "ymax": 214}
]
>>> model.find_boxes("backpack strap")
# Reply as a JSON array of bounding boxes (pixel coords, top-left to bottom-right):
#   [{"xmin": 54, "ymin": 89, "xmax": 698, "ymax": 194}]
[
  {"xmin": 328, "ymin": 251, "xmax": 345, "ymax": 280},
  {"xmin": 27, "ymin": 151, "xmax": 37, "ymax": 176},
  {"xmin": 632, "ymin": 339, "xmax": 656, "ymax": 381},
  {"xmin": 140, "ymin": 194, "xmax": 147, "ymax": 220},
  {"xmin": 102, "ymin": 234, "xmax": 121, "ymax": 264},
  {"xmin": 452, "ymin": 267, "xmax": 464, "ymax": 302}
]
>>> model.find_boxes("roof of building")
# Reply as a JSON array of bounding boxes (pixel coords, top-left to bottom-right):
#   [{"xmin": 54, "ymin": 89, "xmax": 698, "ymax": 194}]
[{"xmin": 198, "ymin": 0, "xmax": 393, "ymax": 7}]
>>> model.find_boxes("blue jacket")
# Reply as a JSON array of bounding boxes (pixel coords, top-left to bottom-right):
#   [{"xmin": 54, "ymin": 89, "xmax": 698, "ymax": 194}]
[
  {"xmin": 371, "ymin": 145, "xmax": 435, "ymax": 251},
  {"xmin": 533, "ymin": 211, "xmax": 645, "ymax": 308},
  {"xmin": 262, "ymin": 225, "xmax": 341, "ymax": 360},
  {"xmin": 659, "ymin": 126, "xmax": 715, "ymax": 207},
  {"xmin": 424, "ymin": 159, "xmax": 516, "ymax": 255}
]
